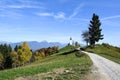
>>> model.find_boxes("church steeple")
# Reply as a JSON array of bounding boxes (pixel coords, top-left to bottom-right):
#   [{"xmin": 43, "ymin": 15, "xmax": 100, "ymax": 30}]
[{"xmin": 69, "ymin": 37, "xmax": 73, "ymax": 45}]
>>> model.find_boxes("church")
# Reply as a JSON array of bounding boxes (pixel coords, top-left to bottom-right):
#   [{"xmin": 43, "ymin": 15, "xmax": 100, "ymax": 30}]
[{"xmin": 69, "ymin": 37, "xmax": 73, "ymax": 45}]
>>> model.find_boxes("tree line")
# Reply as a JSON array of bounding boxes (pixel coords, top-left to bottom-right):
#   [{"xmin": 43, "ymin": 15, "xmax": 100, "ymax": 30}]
[{"xmin": 0, "ymin": 42, "xmax": 58, "ymax": 70}]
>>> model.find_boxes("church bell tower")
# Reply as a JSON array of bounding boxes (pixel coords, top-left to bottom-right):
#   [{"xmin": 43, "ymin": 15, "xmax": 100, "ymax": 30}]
[{"xmin": 69, "ymin": 37, "xmax": 73, "ymax": 45}]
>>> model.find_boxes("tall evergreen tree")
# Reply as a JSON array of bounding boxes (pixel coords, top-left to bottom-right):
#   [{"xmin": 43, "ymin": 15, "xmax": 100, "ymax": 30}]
[
  {"xmin": 8, "ymin": 44, "xmax": 12, "ymax": 52},
  {"xmin": 4, "ymin": 56, "xmax": 12, "ymax": 69},
  {"xmin": 89, "ymin": 13, "xmax": 103, "ymax": 47},
  {"xmin": 14, "ymin": 45, "xmax": 18, "ymax": 52}
]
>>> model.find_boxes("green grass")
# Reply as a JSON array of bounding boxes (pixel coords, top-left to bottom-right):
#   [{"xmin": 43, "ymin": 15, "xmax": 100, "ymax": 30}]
[
  {"xmin": 0, "ymin": 46, "xmax": 92, "ymax": 80},
  {"xmin": 58, "ymin": 45, "xmax": 75, "ymax": 54},
  {"xmin": 86, "ymin": 44, "xmax": 120, "ymax": 64}
]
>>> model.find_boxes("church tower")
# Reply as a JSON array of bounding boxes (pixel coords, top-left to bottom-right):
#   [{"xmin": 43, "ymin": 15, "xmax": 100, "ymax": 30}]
[{"xmin": 69, "ymin": 37, "xmax": 73, "ymax": 45}]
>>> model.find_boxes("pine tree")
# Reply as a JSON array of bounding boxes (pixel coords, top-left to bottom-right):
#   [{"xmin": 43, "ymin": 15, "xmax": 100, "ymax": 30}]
[
  {"xmin": 14, "ymin": 45, "xmax": 18, "ymax": 52},
  {"xmin": 89, "ymin": 13, "xmax": 103, "ymax": 47},
  {"xmin": 4, "ymin": 56, "xmax": 12, "ymax": 69}
]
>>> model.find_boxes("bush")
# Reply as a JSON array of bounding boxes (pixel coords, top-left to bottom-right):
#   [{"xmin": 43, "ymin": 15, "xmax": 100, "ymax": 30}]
[
  {"xmin": 102, "ymin": 43, "xmax": 111, "ymax": 48},
  {"xmin": 80, "ymin": 47, "xmax": 85, "ymax": 51}
]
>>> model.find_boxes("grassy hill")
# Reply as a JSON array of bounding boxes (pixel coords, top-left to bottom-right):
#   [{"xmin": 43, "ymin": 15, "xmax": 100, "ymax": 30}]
[
  {"xmin": 0, "ymin": 46, "xmax": 92, "ymax": 80},
  {"xmin": 86, "ymin": 43, "xmax": 120, "ymax": 64}
]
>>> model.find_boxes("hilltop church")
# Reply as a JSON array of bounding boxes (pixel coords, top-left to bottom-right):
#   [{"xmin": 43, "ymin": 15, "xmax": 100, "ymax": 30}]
[{"xmin": 69, "ymin": 37, "xmax": 74, "ymax": 46}]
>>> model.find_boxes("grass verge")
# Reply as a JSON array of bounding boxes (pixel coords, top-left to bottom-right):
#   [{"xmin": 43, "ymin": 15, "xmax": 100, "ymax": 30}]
[{"xmin": 86, "ymin": 44, "xmax": 120, "ymax": 64}]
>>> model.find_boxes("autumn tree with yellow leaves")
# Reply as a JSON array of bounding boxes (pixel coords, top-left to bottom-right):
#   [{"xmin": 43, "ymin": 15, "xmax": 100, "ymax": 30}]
[{"xmin": 17, "ymin": 42, "xmax": 32, "ymax": 65}]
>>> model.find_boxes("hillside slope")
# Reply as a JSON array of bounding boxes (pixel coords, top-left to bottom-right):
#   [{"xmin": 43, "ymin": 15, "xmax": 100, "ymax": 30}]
[
  {"xmin": 0, "ymin": 46, "xmax": 92, "ymax": 80},
  {"xmin": 86, "ymin": 44, "xmax": 120, "ymax": 64}
]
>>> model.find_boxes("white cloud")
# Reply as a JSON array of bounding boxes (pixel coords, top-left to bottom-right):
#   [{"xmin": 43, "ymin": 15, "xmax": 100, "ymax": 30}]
[
  {"xmin": 2, "ymin": 5, "xmax": 43, "ymax": 9},
  {"xmin": 102, "ymin": 20, "xmax": 120, "ymax": 27},
  {"xmin": 35, "ymin": 3, "xmax": 85, "ymax": 20},
  {"xmin": 101, "ymin": 15, "xmax": 120, "ymax": 28},
  {"xmin": 0, "ymin": 10, "xmax": 23, "ymax": 19},
  {"xmin": 36, "ymin": 12, "xmax": 66, "ymax": 19},
  {"xmin": 35, "ymin": 11, "xmax": 90, "ymax": 24},
  {"xmin": 0, "ymin": 0, "xmax": 44, "ymax": 9},
  {"xmin": 54, "ymin": 12, "xmax": 65, "ymax": 19},
  {"xmin": 0, "ymin": 0, "xmax": 45, "ymax": 19},
  {"xmin": 69, "ymin": 3, "xmax": 85, "ymax": 19},
  {"xmin": 101, "ymin": 15, "xmax": 120, "ymax": 21},
  {"xmin": 35, "ymin": 3, "xmax": 87, "ymax": 21},
  {"xmin": 36, "ymin": 13, "xmax": 54, "ymax": 17}
]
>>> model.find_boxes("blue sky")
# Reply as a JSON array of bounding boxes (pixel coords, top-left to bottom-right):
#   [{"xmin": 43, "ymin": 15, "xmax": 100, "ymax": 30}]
[{"xmin": 0, "ymin": 0, "xmax": 120, "ymax": 46}]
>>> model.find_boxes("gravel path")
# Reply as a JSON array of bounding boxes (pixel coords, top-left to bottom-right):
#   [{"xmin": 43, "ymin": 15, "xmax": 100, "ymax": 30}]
[{"xmin": 82, "ymin": 51, "xmax": 120, "ymax": 80}]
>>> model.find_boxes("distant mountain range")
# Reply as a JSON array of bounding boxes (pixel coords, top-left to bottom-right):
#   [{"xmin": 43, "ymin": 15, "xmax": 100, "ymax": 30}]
[
  {"xmin": 0, "ymin": 41, "xmax": 67, "ymax": 51},
  {"xmin": 0, "ymin": 41, "xmax": 86, "ymax": 51}
]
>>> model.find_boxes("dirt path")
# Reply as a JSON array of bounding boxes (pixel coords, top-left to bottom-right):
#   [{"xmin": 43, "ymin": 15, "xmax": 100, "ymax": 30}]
[{"xmin": 83, "ymin": 51, "xmax": 120, "ymax": 80}]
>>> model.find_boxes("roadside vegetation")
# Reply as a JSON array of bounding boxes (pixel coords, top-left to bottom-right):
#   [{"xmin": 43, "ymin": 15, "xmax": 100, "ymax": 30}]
[
  {"xmin": 85, "ymin": 43, "xmax": 120, "ymax": 64},
  {"xmin": 0, "ymin": 46, "xmax": 92, "ymax": 80}
]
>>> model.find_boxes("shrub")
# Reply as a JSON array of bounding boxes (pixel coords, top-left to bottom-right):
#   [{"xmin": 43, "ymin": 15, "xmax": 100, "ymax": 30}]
[
  {"xmin": 80, "ymin": 47, "xmax": 85, "ymax": 51},
  {"xmin": 102, "ymin": 43, "xmax": 111, "ymax": 48}
]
